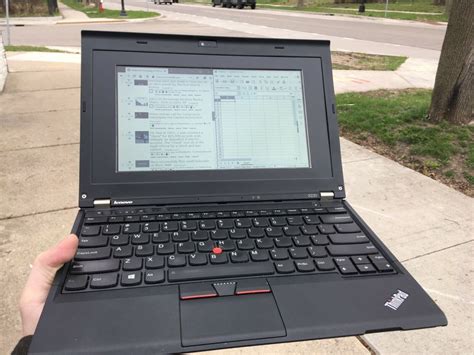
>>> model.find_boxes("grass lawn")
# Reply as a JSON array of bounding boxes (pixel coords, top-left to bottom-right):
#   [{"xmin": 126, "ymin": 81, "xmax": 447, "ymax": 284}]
[
  {"xmin": 61, "ymin": 0, "xmax": 159, "ymax": 19},
  {"xmin": 336, "ymin": 89, "xmax": 473, "ymax": 196},
  {"xmin": 255, "ymin": 0, "xmax": 448, "ymax": 22},
  {"xmin": 332, "ymin": 51, "xmax": 406, "ymax": 71},
  {"xmin": 4, "ymin": 45, "xmax": 68, "ymax": 53}
]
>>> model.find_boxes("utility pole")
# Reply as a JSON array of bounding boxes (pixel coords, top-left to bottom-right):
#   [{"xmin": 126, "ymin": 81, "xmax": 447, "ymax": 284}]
[{"xmin": 120, "ymin": 0, "xmax": 127, "ymax": 16}]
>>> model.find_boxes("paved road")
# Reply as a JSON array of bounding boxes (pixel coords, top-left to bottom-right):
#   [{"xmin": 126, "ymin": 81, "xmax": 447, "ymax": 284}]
[{"xmin": 109, "ymin": 1, "xmax": 446, "ymax": 51}]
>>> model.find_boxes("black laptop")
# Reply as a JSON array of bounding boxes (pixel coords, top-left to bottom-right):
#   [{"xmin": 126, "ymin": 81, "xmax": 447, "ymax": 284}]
[{"xmin": 30, "ymin": 31, "xmax": 446, "ymax": 354}]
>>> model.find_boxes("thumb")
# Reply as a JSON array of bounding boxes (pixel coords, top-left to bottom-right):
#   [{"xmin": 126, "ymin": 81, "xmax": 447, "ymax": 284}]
[{"xmin": 21, "ymin": 234, "xmax": 78, "ymax": 306}]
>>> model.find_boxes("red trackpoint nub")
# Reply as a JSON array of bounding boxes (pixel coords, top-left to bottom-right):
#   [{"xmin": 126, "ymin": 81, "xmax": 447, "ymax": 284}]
[{"xmin": 212, "ymin": 247, "xmax": 223, "ymax": 254}]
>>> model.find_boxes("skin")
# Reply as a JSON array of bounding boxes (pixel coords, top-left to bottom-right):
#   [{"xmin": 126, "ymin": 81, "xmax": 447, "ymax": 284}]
[{"xmin": 19, "ymin": 234, "xmax": 78, "ymax": 336}]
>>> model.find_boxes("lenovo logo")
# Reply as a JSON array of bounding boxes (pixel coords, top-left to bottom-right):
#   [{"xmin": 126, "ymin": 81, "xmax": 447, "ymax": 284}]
[
  {"xmin": 384, "ymin": 289, "xmax": 409, "ymax": 311},
  {"xmin": 113, "ymin": 200, "xmax": 134, "ymax": 205}
]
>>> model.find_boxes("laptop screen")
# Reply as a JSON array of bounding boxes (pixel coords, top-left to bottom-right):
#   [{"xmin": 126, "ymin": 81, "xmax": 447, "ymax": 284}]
[{"xmin": 116, "ymin": 66, "xmax": 310, "ymax": 172}]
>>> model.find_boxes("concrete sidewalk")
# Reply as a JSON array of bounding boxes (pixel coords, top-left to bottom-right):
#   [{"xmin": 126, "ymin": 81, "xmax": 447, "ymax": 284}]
[{"xmin": 1, "ymin": 54, "xmax": 472, "ymax": 355}]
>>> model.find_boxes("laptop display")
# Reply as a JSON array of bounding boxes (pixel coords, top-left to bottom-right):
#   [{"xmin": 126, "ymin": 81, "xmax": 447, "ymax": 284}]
[{"xmin": 116, "ymin": 67, "xmax": 310, "ymax": 172}]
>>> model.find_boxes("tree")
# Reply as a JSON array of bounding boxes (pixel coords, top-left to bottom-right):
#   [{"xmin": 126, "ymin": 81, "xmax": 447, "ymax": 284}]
[
  {"xmin": 428, "ymin": 0, "xmax": 473, "ymax": 125},
  {"xmin": 297, "ymin": 0, "xmax": 304, "ymax": 8}
]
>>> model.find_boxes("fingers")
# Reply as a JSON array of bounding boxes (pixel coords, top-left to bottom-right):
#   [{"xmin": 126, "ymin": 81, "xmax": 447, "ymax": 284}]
[{"xmin": 35, "ymin": 234, "xmax": 79, "ymax": 269}]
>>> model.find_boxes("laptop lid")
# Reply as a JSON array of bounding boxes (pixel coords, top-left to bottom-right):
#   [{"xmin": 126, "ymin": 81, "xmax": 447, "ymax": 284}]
[{"xmin": 79, "ymin": 31, "xmax": 345, "ymax": 208}]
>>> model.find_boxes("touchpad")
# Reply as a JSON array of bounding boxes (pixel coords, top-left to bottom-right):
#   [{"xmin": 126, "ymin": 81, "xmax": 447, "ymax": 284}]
[{"xmin": 180, "ymin": 293, "xmax": 286, "ymax": 346}]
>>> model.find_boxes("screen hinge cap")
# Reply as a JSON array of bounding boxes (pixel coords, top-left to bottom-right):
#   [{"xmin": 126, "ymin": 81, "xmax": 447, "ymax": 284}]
[
  {"xmin": 320, "ymin": 191, "xmax": 335, "ymax": 200},
  {"xmin": 94, "ymin": 199, "xmax": 111, "ymax": 207}
]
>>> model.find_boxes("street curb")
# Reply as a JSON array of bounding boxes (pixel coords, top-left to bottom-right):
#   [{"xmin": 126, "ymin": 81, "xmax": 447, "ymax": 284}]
[{"xmin": 0, "ymin": 36, "xmax": 7, "ymax": 93}]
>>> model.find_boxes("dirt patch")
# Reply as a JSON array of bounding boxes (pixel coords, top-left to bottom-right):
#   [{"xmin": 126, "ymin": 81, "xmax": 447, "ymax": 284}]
[{"xmin": 331, "ymin": 51, "xmax": 406, "ymax": 71}]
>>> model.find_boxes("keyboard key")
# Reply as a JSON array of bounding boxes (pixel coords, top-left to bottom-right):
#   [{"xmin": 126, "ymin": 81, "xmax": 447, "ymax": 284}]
[
  {"xmin": 113, "ymin": 245, "xmax": 133, "ymax": 258},
  {"xmin": 125, "ymin": 215, "xmax": 140, "ymax": 222},
  {"xmin": 320, "ymin": 214, "xmax": 353, "ymax": 224},
  {"xmin": 140, "ymin": 215, "xmax": 155, "ymax": 221},
  {"xmin": 145, "ymin": 256, "xmax": 164, "ymax": 269},
  {"xmin": 318, "ymin": 225, "xmax": 336, "ymax": 234},
  {"xmin": 189, "ymin": 253, "xmax": 208, "ymax": 266},
  {"xmin": 303, "ymin": 215, "xmax": 320, "ymax": 225},
  {"xmin": 356, "ymin": 264, "xmax": 376, "ymax": 274},
  {"xmin": 186, "ymin": 213, "xmax": 201, "ymax": 219},
  {"xmin": 123, "ymin": 223, "xmax": 140, "ymax": 234},
  {"xmin": 64, "ymin": 275, "xmax": 88, "ymax": 291},
  {"xmin": 253, "ymin": 218, "xmax": 269, "ymax": 227},
  {"xmin": 210, "ymin": 253, "xmax": 228, "ymax": 264},
  {"xmin": 248, "ymin": 228, "xmax": 264, "ymax": 238},
  {"xmin": 235, "ymin": 218, "xmax": 252, "ymax": 228},
  {"xmin": 156, "ymin": 214, "xmax": 171, "ymax": 221},
  {"xmin": 230, "ymin": 211, "xmax": 245, "ymax": 217},
  {"xmin": 335, "ymin": 223, "xmax": 361, "ymax": 233},
  {"xmin": 270, "ymin": 248, "xmax": 289, "ymax": 260},
  {"xmin": 237, "ymin": 239, "xmax": 255, "ymax": 250},
  {"xmin": 230, "ymin": 251, "xmax": 249, "ymax": 263},
  {"xmin": 289, "ymin": 247, "xmax": 307, "ymax": 259},
  {"xmin": 75, "ymin": 247, "xmax": 111, "ymax": 261},
  {"xmin": 162, "ymin": 221, "xmax": 178, "ymax": 232},
  {"xmin": 191, "ymin": 230, "xmax": 209, "ymax": 241},
  {"xmin": 202, "ymin": 212, "xmax": 216, "ymax": 219},
  {"xmin": 197, "ymin": 240, "xmax": 214, "ymax": 252},
  {"xmin": 274, "ymin": 237, "xmax": 292, "ymax": 248},
  {"xmin": 326, "ymin": 206, "xmax": 346, "ymax": 213},
  {"xmin": 171, "ymin": 231, "xmax": 189, "ymax": 242},
  {"xmin": 90, "ymin": 273, "xmax": 118, "ymax": 289},
  {"xmin": 334, "ymin": 257, "xmax": 357, "ymax": 275},
  {"xmin": 287, "ymin": 216, "xmax": 303, "ymax": 226},
  {"xmin": 265, "ymin": 227, "xmax": 283, "ymax": 237},
  {"xmin": 200, "ymin": 220, "xmax": 216, "ymax": 230},
  {"xmin": 301, "ymin": 225, "xmax": 319, "ymax": 235},
  {"xmin": 307, "ymin": 246, "xmax": 327, "ymax": 258},
  {"xmin": 216, "ymin": 212, "xmax": 231, "ymax": 218},
  {"xmin": 81, "ymin": 225, "xmax": 100, "ymax": 236},
  {"xmin": 218, "ymin": 219, "xmax": 234, "ymax": 229},
  {"xmin": 103, "ymin": 224, "xmax": 121, "ymax": 235},
  {"xmin": 177, "ymin": 242, "xmax": 195, "ymax": 253},
  {"xmin": 145, "ymin": 270, "xmax": 165, "ymax": 284},
  {"xmin": 250, "ymin": 249, "xmax": 269, "ymax": 261},
  {"xmin": 315, "ymin": 258, "xmax": 335, "ymax": 271},
  {"xmin": 329, "ymin": 233, "xmax": 369, "ymax": 244},
  {"xmin": 84, "ymin": 216, "xmax": 107, "ymax": 225},
  {"xmin": 295, "ymin": 259, "xmax": 315, "ymax": 272},
  {"xmin": 131, "ymin": 233, "xmax": 149, "ymax": 245},
  {"xmin": 293, "ymin": 236, "xmax": 311, "ymax": 247},
  {"xmin": 311, "ymin": 235, "xmax": 329, "ymax": 246},
  {"xmin": 171, "ymin": 213, "xmax": 186, "ymax": 220},
  {"xmin": 327, "ymin": 243, "xmax": 378, "ymax": 256},
  {"xmin": 121, "ymin": 271, "xmax": 142, "ymax": 286},
  {"xmin": 245, "ymin": 210, "xmax": 258, "ymax": 216},
  {"xmin": 110, "ymin": 234, "xmax": 129, "ymax": 246},
  {"xmin": 181, "ymin": 221, "xmax": 197, "ymax": 231},
  {"xmin": 142, "ymin": 222, "xmax": 160, "ymax": 233},
  {"xmin": 287, "ymin": 209, "xmax": 299, "ymax": 215},
  {"xmin": 270, "ymin": 217, "xmax": 286, "ymax": 227},
  {"xmin": 123, "ymin": 257, "xmax": 143, "ymax": 271},
  {"xmin": 274, "ymin": 260, "xmax": 295, "ymax": 274},
  {"xmin": 136, "ymin": 244, "xmax": 154, "ymax": 257},
  {"xmin": 229, "ymin": 229, "xmax": 247, "ymax": 239},
  {"xmin": 216, "ymin": 240, "xmax": 235, "ymax": 251},
  {"xmin": 108, "ymin": 216, "xmax": 124, "ymax": 223},
  {"xmin": 210, "ymin": 230, "xmax": 228, "ymax": 240},
  {"xmin": 152, "ymin": 232, "xmax": 169, "ymax": 243},
  {"xmin": 156, "ymin": 243, "xmax": 174, "ymax": 255},
  {"xmin": 283, "ymin": 226, "xmax": 300, "ymax": 236},
  {"xmin": 370, "ymin": 255, "xmax": 394, "ymax": 272},
  {"xmin": 168, "ymin": 255, "xmax": 186, "ymax": 267},
  {"xmin": 79, "ymin": 236, "xmax": 108, "ymax": 248},
  {"xmin": 168, "ymin": 262, "xmax": 274, "ymax": 282},
  {"xmin": 352, "ymin": 256, "xmax": 369, "ymax": 264},
  {"xmin": 256, "ymin": 238, "xmax": 274, "ymax": 249}
]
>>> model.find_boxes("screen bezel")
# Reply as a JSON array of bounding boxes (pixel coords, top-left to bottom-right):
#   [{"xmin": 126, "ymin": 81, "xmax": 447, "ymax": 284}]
[
  {"xmin": 79, "ymin": 32, "xmax": 345, "ymax": 207},
  {"xmin": 115, "ymin": 66, "xmax": 312, "ymax": 173}
]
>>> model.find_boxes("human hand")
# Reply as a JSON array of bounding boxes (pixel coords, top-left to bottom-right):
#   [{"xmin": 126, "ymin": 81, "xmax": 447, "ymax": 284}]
[{"xmin": 19, "ymin": 234, "xmax": 78, "ymax": 336}]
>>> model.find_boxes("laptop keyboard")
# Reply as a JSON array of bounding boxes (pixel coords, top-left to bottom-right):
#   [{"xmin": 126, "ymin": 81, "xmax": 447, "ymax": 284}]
[{"xmin": 63, "ymin": 205, "xmax": 396, "ymax": 293}]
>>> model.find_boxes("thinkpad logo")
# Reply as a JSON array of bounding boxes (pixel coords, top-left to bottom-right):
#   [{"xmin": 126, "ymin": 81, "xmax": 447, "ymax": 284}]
[{"xmin": 384, "ymin": 290, "xmax": 409, "ymax": 310}]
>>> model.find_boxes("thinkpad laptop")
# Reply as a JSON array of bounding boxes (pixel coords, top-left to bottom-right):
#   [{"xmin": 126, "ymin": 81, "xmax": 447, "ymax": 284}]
[{"xmin": 30, "ymin": 31, "xmax": 446, "ymax": 354}]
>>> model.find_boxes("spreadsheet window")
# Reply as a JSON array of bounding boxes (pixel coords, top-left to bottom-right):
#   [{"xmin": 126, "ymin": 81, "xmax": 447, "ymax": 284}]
[{"xmin": 116, "ymin": 66, "xmax": 311, "ymax": 172}]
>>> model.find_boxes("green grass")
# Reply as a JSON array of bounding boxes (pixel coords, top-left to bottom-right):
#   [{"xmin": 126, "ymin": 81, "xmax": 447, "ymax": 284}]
[
  {"xmin": 332, "ymin": 51, "xmax": 406, "ymax": 71},
  {"xmin": 336, "ymin": 89, "xmax": 474, "ymax": 195},
  {"xmin": 61, "ymin": 0, "xmax": 159, "ymax": 19},
  {"xmin": 4, "ymin": 45, "xmax": 67, "ymax": 53},
  {"xmin": 254, "ymin": 0, "xmax": 448, "ymax": 22}
]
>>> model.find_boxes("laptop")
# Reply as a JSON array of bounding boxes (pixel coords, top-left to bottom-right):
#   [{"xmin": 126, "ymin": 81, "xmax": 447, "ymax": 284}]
[{"xmin": 30, "ymin": 31, "xmax": 447, "ymax": 354}]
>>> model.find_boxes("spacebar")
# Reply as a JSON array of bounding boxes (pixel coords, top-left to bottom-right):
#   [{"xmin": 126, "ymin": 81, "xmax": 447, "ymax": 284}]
[{"xmin": 168, "ymin": 263, "xmax": 275, "ymax": 282}]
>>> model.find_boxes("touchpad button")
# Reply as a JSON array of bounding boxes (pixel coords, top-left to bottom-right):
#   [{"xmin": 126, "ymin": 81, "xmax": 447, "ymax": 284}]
[{"xmin": 180, "ymin": 293, "xmax": 286, "ymax": 346}]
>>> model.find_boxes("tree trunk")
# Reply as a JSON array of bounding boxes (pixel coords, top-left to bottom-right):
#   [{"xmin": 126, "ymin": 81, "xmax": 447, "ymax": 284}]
[
  {"xmin": 297, "ymin": 0, "xmax": 304, "ymax": 8},
  {"xmin": 429, "ymin": 0, "xmax": 473, "ymax": 125}
]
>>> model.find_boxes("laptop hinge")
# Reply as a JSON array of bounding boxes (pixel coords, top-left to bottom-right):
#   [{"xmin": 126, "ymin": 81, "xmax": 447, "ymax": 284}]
[
  {"xmin": 320, "ymin": 191, "xmax": 335, "ymax": 201},
  {"xmin": 93, "ymin": 199, "xmax": 111, "ymax": 207}
]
